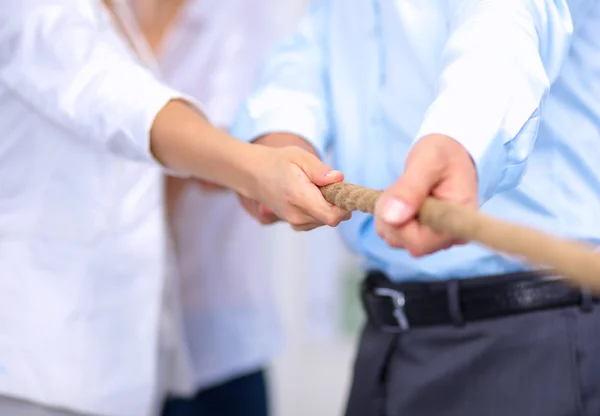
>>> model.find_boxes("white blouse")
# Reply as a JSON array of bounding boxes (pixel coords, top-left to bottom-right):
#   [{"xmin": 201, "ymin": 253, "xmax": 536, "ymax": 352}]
[{"xmin": 142, "ymin": 0, "xmax": 288, "ymax": 391}]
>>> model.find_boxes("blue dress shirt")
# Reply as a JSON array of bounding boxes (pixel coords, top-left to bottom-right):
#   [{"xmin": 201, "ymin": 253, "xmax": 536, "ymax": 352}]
[{"xmin": 232, "ymin": 0, "xmax": 600, "ymax": 282}]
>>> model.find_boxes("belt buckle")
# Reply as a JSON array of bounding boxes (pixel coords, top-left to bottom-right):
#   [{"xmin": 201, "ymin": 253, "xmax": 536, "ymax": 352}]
[{"xmin": 374, "ymin": 288, "xmax": 410, "ymax": 333}]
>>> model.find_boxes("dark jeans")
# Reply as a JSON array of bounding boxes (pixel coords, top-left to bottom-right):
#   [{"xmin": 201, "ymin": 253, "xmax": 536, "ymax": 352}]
[{"xmin": 162, "ymin": 370, "xmax": 269, "ymax": 416}]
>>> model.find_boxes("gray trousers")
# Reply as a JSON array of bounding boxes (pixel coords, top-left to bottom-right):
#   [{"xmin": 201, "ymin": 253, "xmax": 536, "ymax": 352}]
[{"xmin": 345, "ymin": 305, "xmax": 600, "ymax": 416}]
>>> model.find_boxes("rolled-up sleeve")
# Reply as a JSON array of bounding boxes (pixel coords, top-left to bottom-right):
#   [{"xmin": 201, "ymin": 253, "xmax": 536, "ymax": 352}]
[
  {"xmin": 0, "ymin": 0, "xmax": 202, "ymax": 166},
  {"xmin": 231, "ymin": 0, "xmax": 331, "ymax": 158},
  {"xmin": 415, "ymin": 0, "xmax": 573, "ymax": 203}
]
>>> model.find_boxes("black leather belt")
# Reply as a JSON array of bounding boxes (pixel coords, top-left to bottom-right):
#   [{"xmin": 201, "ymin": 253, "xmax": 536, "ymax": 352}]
[{"xmin": 362, "ymin": 270, "xmax": 597, "ymax": 332}]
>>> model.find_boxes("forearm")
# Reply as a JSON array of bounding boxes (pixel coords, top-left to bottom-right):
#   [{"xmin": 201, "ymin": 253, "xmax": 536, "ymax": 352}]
[
  {"xmin": 416, "ymin": 0, "xmax": 572, "ymax": 203},
  {"xmin": 151, "ymin": 100, "xmax": 263, "ymax": 196}
]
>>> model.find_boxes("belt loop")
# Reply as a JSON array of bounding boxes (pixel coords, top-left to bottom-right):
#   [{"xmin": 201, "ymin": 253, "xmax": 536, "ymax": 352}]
[
  {"xmin": 447, "ymin": 279, "xmax": 465, "ymax": 327},
  {"xmin": 580, "ymin": 287, "xmax": 593, "ymax": 313}
]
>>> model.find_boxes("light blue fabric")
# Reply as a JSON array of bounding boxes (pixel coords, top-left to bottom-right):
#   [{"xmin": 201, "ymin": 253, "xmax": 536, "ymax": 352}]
[{"xmin": 233, "ymin": 0, "xmax": 600, "ymax": 282}]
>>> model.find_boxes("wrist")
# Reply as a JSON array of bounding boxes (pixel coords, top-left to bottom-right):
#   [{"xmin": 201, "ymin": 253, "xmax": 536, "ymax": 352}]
[
  {"xmin": 150, "ymin": 99, "xmax": 212, "ymax": 171},
  {"xmin": 236, "ymin": 144, "xmax": 274, "ymax": 199}
]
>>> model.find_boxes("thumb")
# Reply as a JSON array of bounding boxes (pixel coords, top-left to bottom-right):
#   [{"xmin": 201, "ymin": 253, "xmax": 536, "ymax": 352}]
[
  {"xmin": 379, "ymin": 164, "xmax": 439, "ymax": 226},
  {"xmin": 297, "ymin": 153, "xmax": 344, "ymax": 187}
]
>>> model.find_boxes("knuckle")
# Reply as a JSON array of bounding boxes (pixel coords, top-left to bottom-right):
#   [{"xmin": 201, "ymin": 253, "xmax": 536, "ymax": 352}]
[
  {"xmin": 340, "ymin": 211, "xmax": 353, "ymax": 222},
  {"xmin": 330, "ymin": 210, "xmax": 352, "ymax": 226},
  {"xmin": 326, "ymin": 214, "xmax": 341, "ymax": 227},
  {"xmin": 286, "ymin": 191, "xmax": 303, "ymax": 207}
]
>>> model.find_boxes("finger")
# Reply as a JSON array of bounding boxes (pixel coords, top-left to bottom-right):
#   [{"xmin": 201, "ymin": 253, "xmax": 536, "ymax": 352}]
[
  {"xmin": 287, "ymin": 204, "xmax": 351, "ymax": 231},
  {"xmin": 375, "ymin": 217, "xmax": 405, "ymax": 249},
  {"xmin": 392, "ymin": 221, "xmax": 456, "ymax": 257},
  {"xmin": 294, "ymin": 152, "xmax": 344, "ymax": 187},
  {"xmin": 291, "ymin": 222, "xmax": 324, "ymax": 232},
  {"xmin": 293, "ymin": 182, "xmax": 351, "ymax": 227},
  {"xmin": 256, "ymin": 205, "xmax": 281, "ymax": 224},
  {"xmin": 279, "ymin": 164, "xmax": 345, "ymax": 227},
  {"xmin": 248, "ymin": 202, "xmax": 281, "ymax": 225},
  {"xmin": 257, "ymin": 212, "xmax": 281, "ymax": 225},
  {"xmin": 294, "ymin": 209, "xmax": 352, "ymax": 230},
  {"xmin": 286, "ymin": 209, "xmax": 324, "ymax": 229},
  {"xmin": 237, "ymin": 194, "xmax": 265, "ymax": 221},
  {"xmin": 375, "ymin": 156, "xmax": 444, "ymax": 227}
]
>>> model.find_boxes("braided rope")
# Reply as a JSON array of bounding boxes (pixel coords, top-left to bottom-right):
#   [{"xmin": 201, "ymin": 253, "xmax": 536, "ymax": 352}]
[
  {"xmin": 319, "ymin": 182, "xmax": 600, "ymax": 293},
  {"xmin": 320, "ymin": 182, "xmax": 382, "ymax": 214}
]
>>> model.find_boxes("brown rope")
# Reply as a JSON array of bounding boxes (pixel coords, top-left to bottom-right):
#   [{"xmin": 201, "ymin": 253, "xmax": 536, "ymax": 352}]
[{"xmin": 320, "ymin": 182, "xmax": 600, "ymax": 293}]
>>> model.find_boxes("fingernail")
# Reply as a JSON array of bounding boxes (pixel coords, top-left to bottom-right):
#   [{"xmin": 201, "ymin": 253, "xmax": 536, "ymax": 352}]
[
  {"xmin": 325, "ymin": 170, "xmax": 341, "ymax": 177},
  {"xmin": 382, "ymin": 198, "xmax": 410, "ymax": 224}
]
